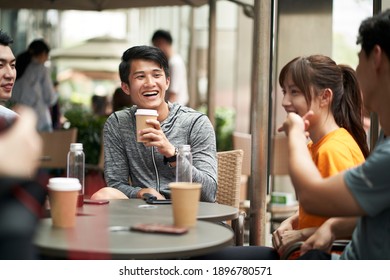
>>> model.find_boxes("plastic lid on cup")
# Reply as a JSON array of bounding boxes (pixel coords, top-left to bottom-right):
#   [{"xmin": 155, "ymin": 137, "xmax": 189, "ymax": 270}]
[
  {"xmin": 135, "ymin": 109, "xmax": 158, "ymax": 116},
  {"xmin": 47, "ymin": 177, "xmax": 81, "ymax": 191}
]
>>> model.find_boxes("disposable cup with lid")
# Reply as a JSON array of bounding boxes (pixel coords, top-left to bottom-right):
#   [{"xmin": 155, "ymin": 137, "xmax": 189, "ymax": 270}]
[
  {"xmin": 47, "ymin": 177, "xmax": 81, "ymax": 192},
  {"xmin": 135, "ymin": 109, "xmax": 159, "ymax": 142},
  {"xmin": 48, "ymin": 178, "xmax": 81, "ymax": 228},
  {"xmin": 135, "ymin": 109, "xmax": 158, "ymax": 116}
]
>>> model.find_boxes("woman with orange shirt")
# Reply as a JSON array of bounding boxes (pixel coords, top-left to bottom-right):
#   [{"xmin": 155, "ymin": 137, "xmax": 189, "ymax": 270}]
[
  {"xmin": 194, "ymin": 55, "xmax": 369, "ymax": 260},
  {"xmin": 272, "ymin": 55, "xmax": 369, "ymax": 256}
]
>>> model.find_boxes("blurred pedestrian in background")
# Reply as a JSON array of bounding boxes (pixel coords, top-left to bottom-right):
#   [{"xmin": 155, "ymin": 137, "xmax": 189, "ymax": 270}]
[
  {"xmin": 11, "ymin": 38, "xmax": 58, "ymax": 132},
  {"xmin": 152, "ymin": 30, "xmax": 189, "ymax": 106},
  {"xmin": 112, "ymin": 86, "xmax": 132, "ymax": 111}
]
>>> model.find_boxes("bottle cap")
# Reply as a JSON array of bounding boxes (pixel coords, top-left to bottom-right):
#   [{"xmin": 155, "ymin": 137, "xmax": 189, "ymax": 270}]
[{"xmin": 70, "ymin": 143, "xmax": 83, "ymax": 151}]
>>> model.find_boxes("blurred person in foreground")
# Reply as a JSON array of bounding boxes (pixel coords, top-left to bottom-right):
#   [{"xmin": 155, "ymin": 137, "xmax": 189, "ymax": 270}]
[
  {"xmin": 0, "ymin": 107, "xmax": 46, "ymax": 260},
  {"xmin": 0, "ymin": 30, "xmax": 46, "ymax": 259},
  {"xmin": 152, "ymin": 30, "xmax": 189, "ymax": 106},
  {"xmin": 11, "ymin": 38, "xmax": 58, "ymax": 132},
  {"xmin": 279, "ymin": 9, "xmax": 390, "ymax": 260},
  {"xmin": 91, "ymin": 45, "xmax": 217, "ymax": 202}
]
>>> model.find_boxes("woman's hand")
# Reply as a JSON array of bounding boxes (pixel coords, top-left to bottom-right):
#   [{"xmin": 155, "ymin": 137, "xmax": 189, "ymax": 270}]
[
  {"xmin": 278, "ymin": 111, "xmax": 314, "ymax": 138},
  {"xmin": 277, "ymin": 227, "xmax": 317, "ymax": 255},
  {"xmin": 272, "ymin": 215, "xmax": 296, "ymax": 250}
]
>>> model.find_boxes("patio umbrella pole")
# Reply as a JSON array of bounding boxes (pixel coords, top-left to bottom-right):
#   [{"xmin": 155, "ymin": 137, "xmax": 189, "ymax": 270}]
[
  {"xmin": 369, "ymin": 0, "xmax": 381, "ymax": 150},
  {"xmin": 207, "ymin": 0, "xmax": 217, "ymax": 127},
  {"xmin": 249, "ymin": 0, "xmax": 274, "ymax": 246}
]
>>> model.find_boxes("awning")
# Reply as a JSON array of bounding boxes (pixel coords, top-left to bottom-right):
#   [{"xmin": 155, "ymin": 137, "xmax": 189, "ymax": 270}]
[
  {"xmin": 51, "ymin": 36, "xmax": 130, "ymax": 60},
  {"xmin": 0, "ymin": 0, "xmax": 208, "ymax": 11}
]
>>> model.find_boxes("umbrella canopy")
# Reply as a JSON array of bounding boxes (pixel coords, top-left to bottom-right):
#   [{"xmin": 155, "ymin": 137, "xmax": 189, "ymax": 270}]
[
  {"xmin": 51, "ymin": 35, "xmax": 130, "ymax": 60},
  {"xmin": 0, "ymin": 0, "xmax": 208, "ymax": 11},
  {"xmin": 51, "ymin": 36, "xmax": 129, "ymax": 75}
]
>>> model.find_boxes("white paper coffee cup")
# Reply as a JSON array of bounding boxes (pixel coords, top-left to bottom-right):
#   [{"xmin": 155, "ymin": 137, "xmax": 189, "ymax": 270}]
[
  {"xmin": 47, "ymin": 177, "xmax": 81, "ymax": 228},
  {"xmin": 135, "ymin": 109, "xmax": 158, "ymax": 142}
]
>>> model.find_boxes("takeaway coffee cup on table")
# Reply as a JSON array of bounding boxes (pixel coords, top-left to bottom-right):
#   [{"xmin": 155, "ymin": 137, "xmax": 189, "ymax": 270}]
[
  {"xmin": 47, "ymin": 177, "xmax": 81, "ymax": 228},
  {"xmin": 169, "ymin": 182, "xmax": 201, "ymax": 228},
  {"xmin": 135, "ymin": 109, "xmax": 158, "ymax": 142}
]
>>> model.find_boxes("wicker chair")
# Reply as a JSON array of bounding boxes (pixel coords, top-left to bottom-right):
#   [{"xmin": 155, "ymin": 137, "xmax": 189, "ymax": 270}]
[{"xmin": 216, "ymin": 149, "xmax": 246, "ymax": 246}]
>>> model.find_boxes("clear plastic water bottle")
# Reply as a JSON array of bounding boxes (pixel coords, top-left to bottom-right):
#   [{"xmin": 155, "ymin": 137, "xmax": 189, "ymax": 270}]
[
  {"xmin": 67, "ymin": 143, "xmax": 85, "ymax": 207},
  {"xmin": 176, "ymin": 145, "xmax": 192, "ymax": 182}
]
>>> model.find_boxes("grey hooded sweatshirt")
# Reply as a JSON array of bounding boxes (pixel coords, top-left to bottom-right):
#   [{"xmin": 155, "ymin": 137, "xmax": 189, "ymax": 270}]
[{"xmin": 103, "ymin": 102, "xmax": 217, "ymax": 202}]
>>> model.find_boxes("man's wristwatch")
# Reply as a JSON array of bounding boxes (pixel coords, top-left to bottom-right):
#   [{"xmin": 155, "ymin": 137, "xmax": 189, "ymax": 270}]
[{"xmin": 163, "ymin": 147, "xmax": 178, "ymax": 167}]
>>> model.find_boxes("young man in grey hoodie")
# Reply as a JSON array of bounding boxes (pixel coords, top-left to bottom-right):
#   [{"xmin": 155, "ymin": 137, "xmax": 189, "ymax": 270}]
[{"xmin": 92, "ymin": 45, "xmax": 217, "ymax": 202}]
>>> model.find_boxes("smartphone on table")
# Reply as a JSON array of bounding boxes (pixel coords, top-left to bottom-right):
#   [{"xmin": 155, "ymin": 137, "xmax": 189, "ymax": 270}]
[
  {"xmin": 84, "ymin": 199, "xmax": 109, "ymax": 205},
  {"xmin": 131, "ymin": 223, "xmax": 188, "ymax": 235},
  {"xmin": 142, "ymin": 193, "xmax": 172, "ymax": 204}
]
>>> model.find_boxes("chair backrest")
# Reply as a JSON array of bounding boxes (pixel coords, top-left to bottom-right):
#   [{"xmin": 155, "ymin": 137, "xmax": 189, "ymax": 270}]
[
  {"xmin": 39, "ymin": 128, "xmax": 78, "ymax": 169},
  {"xmin": 272, "ymin": 135, "xmax": 289, "ymax": 176},
  {"xmin": 216, "ymin": 149, "xmax": 244, "ymax": 208},
  {"xmin": 232, "ymin": 132, "xmax": 251, "ymax": 176},
  {"xmin": 233, "ymin": 132, "xmax": 289, "ymax": 176}
]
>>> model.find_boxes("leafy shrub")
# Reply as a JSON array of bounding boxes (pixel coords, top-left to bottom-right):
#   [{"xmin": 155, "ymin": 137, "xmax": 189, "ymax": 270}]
[
  {"xmin": 64, "ymin": 105, "xmax": 107, "ymax": 164},
  {"xmin": 198, "ymin": 106, "xmax": 235, "ymax": 151}
]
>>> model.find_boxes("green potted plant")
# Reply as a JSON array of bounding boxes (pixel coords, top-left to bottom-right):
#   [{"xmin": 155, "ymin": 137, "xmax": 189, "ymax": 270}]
[
  {"xmin": 198, "ymin": 106, "xmax": 235, "ymax": 152},
  {"xmin": 64, "ymin": 105, "xmax": 107, "ymax": 165}
]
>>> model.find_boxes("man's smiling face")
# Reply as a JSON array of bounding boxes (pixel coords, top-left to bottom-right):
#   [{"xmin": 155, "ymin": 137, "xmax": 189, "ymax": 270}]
[{"xmin": 121, "ymin": 59, "xmax": 170, "ymax": 111}]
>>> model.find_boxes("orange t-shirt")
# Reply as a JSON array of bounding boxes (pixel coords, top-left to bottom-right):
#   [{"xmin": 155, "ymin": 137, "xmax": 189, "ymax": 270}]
[{"xmin": 297, "ymin": 128, "xmax": 365, "ymax": 229}]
